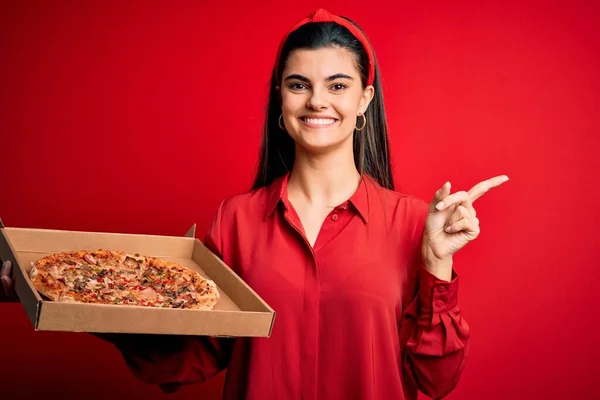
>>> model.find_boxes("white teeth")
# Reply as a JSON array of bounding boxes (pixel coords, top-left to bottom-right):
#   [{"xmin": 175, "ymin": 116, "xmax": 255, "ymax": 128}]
[{"xmin": 304, "ymin": 118, "xmax": 335, "ymax": 125}]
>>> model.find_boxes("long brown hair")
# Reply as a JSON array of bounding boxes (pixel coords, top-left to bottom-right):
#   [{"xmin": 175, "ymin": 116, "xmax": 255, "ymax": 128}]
[{"xmin": 252, "ymin": 17, "xmax": 394, "ymax": 191}]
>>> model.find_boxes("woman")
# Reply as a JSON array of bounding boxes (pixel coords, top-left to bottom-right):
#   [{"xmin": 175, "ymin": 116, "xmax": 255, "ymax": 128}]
[{"xmin": 1, "ymin": 8, "xmax": 508, "ymax": 400}]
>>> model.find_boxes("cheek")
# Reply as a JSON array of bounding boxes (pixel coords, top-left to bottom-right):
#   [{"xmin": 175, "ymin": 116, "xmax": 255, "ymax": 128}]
[
  {"xmin": 336, "ymin": 97, "xmax": 361, "ymax": 120},
  {"xmin": 335, "ymin": 90, "xmax": 362, "ymax": 111},
  {"xmin": 281, "ymin": 93, "xmax": 305, "ymax": 114}
]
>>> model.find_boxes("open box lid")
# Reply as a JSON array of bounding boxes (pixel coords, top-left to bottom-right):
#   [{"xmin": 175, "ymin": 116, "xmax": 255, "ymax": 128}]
[{"xmin": 0, "ymin": 218, "xmax": 275, "ymax": 337}]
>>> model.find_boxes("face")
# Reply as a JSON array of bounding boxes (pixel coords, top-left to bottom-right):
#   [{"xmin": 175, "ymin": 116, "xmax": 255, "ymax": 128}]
[{"xmin": 279, "ymin": 47, "xmax": 374, "ymax": 154}]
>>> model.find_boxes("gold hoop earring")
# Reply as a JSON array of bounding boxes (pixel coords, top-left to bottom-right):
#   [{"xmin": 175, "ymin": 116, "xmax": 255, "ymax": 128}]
[
  {"xmin": 356, "ymin": 114, "xmax": 366, "ymax": 131},
  {"xmin": 278, "ymin": 114, "xmax": 286, "ymax": 131}
]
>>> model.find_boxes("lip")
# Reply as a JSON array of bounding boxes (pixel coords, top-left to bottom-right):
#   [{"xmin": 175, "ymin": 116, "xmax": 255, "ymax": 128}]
[
  {"xmin": 302, "ymin": 114, "xmax": 338, "ymax": 119},
  {"xmin": 299, "ymin": 115, "xmax": 338, "ymax": 128}
]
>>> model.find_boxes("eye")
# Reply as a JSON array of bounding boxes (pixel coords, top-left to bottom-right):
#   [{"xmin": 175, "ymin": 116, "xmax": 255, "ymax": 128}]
[
  {"xmin": 331, "ymin": 83, "xmax": 348, "ymax": 91},
  {"xmin": 289, "ymin": 83, "xmax": 308, "ymax": 90}
]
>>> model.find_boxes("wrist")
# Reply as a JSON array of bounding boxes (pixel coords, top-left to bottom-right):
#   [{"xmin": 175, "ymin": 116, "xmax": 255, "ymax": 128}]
[{"xmin": 423, "ymin": 257, "xmax": 453, "ymax": 281}]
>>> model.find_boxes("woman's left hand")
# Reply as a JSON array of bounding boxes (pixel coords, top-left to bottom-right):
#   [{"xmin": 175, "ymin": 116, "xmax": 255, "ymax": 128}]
[{"xmin": 421, "ymin": 175, "xmax": 509, "ymax": 276}]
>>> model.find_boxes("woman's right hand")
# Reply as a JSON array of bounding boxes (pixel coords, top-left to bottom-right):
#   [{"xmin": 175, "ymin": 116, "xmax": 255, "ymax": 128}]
[{"xmin": 1, "ymin": 260, "xmax": 18, "ymax": 301}]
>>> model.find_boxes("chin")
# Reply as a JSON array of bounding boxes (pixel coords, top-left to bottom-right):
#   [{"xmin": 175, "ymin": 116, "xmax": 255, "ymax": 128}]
[
  {"xmin": 288, "ymin": 122, "xmax": 354, "ymax": 151},
  {"xmin": 300, "ymin": 143, "xmax": 338, "ymax": 154},
  {"xmin": 294, "ymin": 135, "xmax": 353, "ymax": 155}
]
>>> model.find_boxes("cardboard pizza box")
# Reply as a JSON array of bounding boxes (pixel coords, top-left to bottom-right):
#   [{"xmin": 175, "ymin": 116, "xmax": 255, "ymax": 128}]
[{"xmin": 0, "ymin": 217, "xmax": 275, "ymax": 337}]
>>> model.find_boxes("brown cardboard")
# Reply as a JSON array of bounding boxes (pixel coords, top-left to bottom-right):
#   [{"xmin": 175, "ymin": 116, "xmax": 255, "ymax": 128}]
[{"xmin": 0, "ymin": 221, "xmax": 275, "ymax": 337}]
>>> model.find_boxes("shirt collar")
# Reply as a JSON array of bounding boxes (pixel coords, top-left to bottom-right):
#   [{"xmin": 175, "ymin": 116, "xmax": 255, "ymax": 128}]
[
  {"xmin": 264, "ymin": 172, "xmax": 371, "ymax": 223},
  {"xmin": 349, "ymin": 175, "xmax": 370, "ymax": 223},
  {"xmin": 264, "ymin": 174, "xmax": 288, "ymax": 220}
]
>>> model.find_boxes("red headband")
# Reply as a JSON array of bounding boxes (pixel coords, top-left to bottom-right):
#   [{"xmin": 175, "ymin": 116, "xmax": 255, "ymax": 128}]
[{"xmin": 274, "ymin": 8, "xmax": 375, "ymax": 87}]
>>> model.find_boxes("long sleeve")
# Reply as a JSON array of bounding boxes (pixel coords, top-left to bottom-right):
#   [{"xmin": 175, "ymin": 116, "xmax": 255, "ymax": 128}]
[
  {"xmin": 100, "ymin": 201, "xmax": 233, "ymax": 392},
  {"xmin": 399, "ymin": 264, "xmax": 471, "ymax": 399},
  {"xmin": 103, "ymin": 333, "xmax": 232, "ymax": 389}
]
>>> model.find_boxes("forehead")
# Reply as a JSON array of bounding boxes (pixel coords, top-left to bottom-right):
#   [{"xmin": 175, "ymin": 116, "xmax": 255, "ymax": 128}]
[{"xmin": 283, "ymin": 47, "xmax": 360, "ymax": 78}]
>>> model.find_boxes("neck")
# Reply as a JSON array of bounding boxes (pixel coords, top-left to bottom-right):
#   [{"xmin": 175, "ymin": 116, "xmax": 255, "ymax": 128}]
[{"xmin": 288, "ymin": 145, "xmax": 361, "ymax": 208}]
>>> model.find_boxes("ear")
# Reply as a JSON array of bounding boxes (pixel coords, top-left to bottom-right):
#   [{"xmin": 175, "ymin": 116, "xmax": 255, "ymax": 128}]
[{"xmin": 358, "ymin": 85, "xmax": 375, "ymax": 115}]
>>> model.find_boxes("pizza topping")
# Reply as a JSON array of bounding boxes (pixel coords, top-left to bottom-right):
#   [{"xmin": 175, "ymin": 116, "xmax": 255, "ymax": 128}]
[
  {"xmin": 181, "ymin": 293, "xmax": 193, "ymax": 301},
  {"xmin": 80, "ymin": 264, "xmax": 93, "ymax": 272},
  {"xmin": 140, "ymin": 287, "xmax": 157, "ymax": 297},
  {"xmin": 124, "ymin": 258, "xmax": 139, "ymax": 269},
  {"xmin": 74, "ymin": 279, "xmax": 86, "ymax": 291},
  {"xmin": 83, "ymin": 254, "xmax": 98, "ymax": 265}
]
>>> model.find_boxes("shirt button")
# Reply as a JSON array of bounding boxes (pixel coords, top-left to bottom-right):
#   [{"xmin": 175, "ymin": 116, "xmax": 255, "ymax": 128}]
[
  {"xmin": 437, "ymin": 286, "xmax": 446, "ymax": 293},
  {"xmin": 331, "ymin": 214, "xmax": 339, "ymax": 221},
  {"xmin": 435, "ymin": 300, "xmax": 444, "ymax": 308},
  {"xmin": 341, "ymin": 204, "xmax": 347, "ymax": 210}
]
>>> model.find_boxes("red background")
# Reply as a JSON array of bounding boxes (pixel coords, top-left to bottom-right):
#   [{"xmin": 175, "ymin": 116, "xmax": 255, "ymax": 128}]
[{"xmin": 1, "ymin": 1, "xmax": 598, "ymax": 399}]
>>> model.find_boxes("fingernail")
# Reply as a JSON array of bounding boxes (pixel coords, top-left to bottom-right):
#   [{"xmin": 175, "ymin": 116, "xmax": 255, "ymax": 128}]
[{"xmin": 436, "ymin": 202, "xmax": 445, "ymax": 210}]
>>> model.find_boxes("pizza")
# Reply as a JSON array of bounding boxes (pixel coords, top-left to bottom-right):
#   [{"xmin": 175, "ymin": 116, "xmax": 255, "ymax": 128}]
[{"xmin": 29, "ymin": 250, "xmax": 219, "ymax": 310}]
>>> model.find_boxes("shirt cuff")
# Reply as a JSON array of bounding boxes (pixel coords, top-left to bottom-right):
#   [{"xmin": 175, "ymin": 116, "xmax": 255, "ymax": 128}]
[{"xmin": 418, "ymin": 264, "xmax": 460, "ymax": 314}]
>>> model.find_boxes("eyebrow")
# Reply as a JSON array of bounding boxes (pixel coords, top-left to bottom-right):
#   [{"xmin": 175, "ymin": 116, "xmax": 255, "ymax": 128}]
[{"xmin": 283, "ymin": 73, "xmax": 354, "ymax": 82}]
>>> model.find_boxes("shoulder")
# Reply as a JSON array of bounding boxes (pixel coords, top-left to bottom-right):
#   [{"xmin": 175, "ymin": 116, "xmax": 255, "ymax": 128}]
[
  {"xmin": 203, "ymin": 183, "xmax": 272, "ymax": 256},
  {"xmin": 365, "ymin": 176, "xmax": 430, "ymax": 233},
  {"xmin": 367, "ymin": 176, "xmax": 429, "ymax": 214},
  {"xmin": 213, "ymin": 184, "xmax": 272, "ymax": 222}
]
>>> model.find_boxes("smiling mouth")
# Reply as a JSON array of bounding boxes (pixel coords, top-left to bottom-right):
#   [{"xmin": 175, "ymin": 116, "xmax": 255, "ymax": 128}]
[{"xmin": 300, "ymin": 117, "xmax": 338, "ymax": 127}]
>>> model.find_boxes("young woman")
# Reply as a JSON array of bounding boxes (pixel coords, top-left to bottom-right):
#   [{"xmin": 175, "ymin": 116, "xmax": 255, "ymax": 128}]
[{"xmin": 1, "ymin": 8, "xmax": 508, "ymax": 400}]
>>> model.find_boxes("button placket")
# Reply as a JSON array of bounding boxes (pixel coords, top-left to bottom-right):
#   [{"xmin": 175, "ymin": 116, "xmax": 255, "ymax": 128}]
[{"xmin": 300, "ymin": 254, "xmax": 320, "ymax": 400}]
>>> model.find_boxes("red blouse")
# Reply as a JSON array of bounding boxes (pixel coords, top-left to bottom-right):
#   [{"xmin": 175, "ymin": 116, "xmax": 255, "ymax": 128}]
[{"xmin": 110, "ymin": 173, "xmax": 471, "ymax": 400}]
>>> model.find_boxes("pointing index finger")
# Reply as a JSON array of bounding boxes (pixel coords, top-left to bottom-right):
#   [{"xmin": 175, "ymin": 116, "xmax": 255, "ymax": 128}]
[{"xmin": 468, "ymin": 175, "xmax": 509, "ymax": 202}]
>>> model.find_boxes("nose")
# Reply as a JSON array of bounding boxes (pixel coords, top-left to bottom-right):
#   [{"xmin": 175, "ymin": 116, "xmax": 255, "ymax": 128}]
[{"xmin": 306, "ymin": 88, "xmax": 328, "ymax": 110}]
